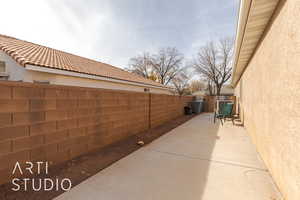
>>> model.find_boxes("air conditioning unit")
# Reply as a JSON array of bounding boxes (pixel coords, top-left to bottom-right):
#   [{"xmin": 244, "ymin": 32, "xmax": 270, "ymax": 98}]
[
  {"xmin": 0, "ymin": 72, "xmax": 9, "ymax": 80},
  {"xmin": 0, "ymin": 61, "xmax": 8, "ymax": 80}
]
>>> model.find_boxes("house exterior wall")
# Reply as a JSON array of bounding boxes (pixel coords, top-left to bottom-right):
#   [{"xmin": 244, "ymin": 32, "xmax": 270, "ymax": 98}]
[
  {"xmin": 0, "ymin": 51, "xmax": 171, "ymax": 94},
  {"xmin": 0, "ymin": 52, "xmax": 27, "ymax": 81},
  {"xmin": 23, "ymin": 70, "xmax": 171, "ymax": 94},
  {"xmin": 234, "ymin": 1, "xmax": 300, "ymax": 199}
]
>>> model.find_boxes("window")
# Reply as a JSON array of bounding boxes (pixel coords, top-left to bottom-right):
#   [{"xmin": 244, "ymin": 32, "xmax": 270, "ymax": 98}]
[
  {"xmin": 0, "ymin": 61, "xmax": 8, "ymax": 80},
  {"xmin": 0, "ymin": 61, "xmax": 6, "ymax": 73}
]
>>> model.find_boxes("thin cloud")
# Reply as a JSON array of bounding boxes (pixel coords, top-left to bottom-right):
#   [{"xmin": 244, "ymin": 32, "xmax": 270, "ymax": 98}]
[{"xmin": 0, "ymin": 0, "xmax": 239, "ymax": 68}]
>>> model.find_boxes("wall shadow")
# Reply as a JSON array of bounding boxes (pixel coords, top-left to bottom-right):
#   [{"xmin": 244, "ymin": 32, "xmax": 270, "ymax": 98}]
[{"xmin": 153, "ymin": 113, "xmax": 221, "ymax": 199}]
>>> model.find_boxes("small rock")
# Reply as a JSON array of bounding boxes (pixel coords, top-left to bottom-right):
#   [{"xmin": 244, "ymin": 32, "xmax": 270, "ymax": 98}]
[{"xmin": 137, "ymin": 141, "xmax": 145, "ymax": 146}]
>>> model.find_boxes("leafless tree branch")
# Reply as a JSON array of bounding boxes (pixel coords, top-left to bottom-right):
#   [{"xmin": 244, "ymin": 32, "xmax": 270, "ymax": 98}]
[
  {"xmin": 172, "ymin": 70, "xmax": 190, "ymax": 96},
  {"xmin": 128, "ymin": 47, "xmax": 185, "ymax": 86},
  {"xmin": 193, "ymin": 37, "xmax": 233, "ymax": 95},
  {"xmin": 126, "ymin": 52, "xmax": 153, "ymax": 79}
]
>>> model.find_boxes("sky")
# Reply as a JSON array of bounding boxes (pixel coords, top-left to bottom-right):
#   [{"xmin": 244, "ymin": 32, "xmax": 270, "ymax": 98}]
[{"xmin": 0, "ymin": 0, "xmax": 239, "ymax": 69}]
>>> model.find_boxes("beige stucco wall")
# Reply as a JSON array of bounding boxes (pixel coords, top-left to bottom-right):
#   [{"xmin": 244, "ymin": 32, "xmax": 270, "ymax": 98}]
[
  {"xmin": 234, "ymin": 1, "xmax": 300, "ymax": 199},
  {"xmin": 0, "ymin": 51, "xmax": 171, "ymax": 94}
]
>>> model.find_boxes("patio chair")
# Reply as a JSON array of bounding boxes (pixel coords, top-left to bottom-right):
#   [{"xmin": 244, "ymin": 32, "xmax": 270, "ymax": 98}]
[{"xmin": 214, "ymin": 102, "xmax": 234, "ymax": 125}]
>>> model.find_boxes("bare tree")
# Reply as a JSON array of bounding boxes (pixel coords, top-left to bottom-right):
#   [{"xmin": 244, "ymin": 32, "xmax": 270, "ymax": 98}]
[
  {"xmin": 202, "ymin": 78, "xmax": 215, "ymax": 96},
  {"xmin": 127, "ymin": 52, "xmax": 153, "ymax": 79},
  {"xmin": 189, "ymin": 80, "xmax": 206, "ymax": 93},
  {"xmin": 151, "ymin": 47, "xmax": 184, "ymax": 85},
  {"xmin": 172, "ymin": 70, "xmax": 190, "ymax": 96},
  {"xmin": 128, "ymin": 47, "xmax": 185, "ymax": 86},
  {"xmin": 206, "ymin": 79, "xmax": 215, "ymax": 96},
  {"xmin": 193, "ymin": 38, "xmax": 233, "ymax": 95}
]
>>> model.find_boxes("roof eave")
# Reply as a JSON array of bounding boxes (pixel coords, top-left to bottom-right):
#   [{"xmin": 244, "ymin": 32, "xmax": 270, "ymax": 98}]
[
  {"xmin": 231, "ymin": 0, "xmax": 281, "ymax": 88},
  {"xmin": 231, "ymin": 0, "xmax": 252, "ymax": 88}
]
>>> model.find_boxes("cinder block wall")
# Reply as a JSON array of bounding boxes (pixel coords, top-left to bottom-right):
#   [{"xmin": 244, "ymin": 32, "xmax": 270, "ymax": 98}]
[
  {"xmin": 150, "ymin": 94, "xmax": 188, "ymax": 127},
  {"xmin": 235, "ymin": 1, "xmax": 300, "ymax": 199},
  {"xmin": 0, "ymin": 81, "xmax": 192, "ymax": 185}
]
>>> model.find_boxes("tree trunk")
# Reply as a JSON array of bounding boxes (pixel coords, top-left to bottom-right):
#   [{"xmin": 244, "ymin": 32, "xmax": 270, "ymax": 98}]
[
  {"xmin": 208, "ymin": 81, "xmax": 213, "ymax": 96},
  {"xmin": 216, "ymin": 85, "xmax": 221, "ymax": 96}
]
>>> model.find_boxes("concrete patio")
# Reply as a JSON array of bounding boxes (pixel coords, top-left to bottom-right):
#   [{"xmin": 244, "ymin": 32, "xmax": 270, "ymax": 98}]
[{"xmin": 56, "ymin": 113, "xmax": 282, "ymax": 200}]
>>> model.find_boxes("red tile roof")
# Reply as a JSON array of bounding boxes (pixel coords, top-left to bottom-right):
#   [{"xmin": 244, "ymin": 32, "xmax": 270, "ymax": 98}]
[{"xmin": 0, "ymin": 34, "xmax": 166, "ymax": 88}]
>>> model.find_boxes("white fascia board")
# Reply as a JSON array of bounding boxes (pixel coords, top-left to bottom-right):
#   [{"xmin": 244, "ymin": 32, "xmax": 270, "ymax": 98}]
[
  {"xmin": 25, "ymin": 64, "xmax": 169, "ymax": 90},
  {"xmin": 231, "ymin": 0, "xmax": 252, "ymax": 88},
  {"xmin": 231, "ymin": 0, "xmax": 280, "ymax": 88}
]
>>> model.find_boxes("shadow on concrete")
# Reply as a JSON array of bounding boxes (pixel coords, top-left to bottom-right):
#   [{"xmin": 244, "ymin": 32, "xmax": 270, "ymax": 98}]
[
  {"xmin": 146, "ymin": 113, "xmax": 221, "ymax": 199},
  {"xmin": 54, "ymin": 113, "xmax": 282, "ymax": 200}
]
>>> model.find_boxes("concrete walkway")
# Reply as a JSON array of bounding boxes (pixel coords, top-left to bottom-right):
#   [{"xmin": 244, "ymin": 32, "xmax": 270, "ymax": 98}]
[{"xmin": 56, "ymin": 113, "xmax": 282, "ymax": 200}]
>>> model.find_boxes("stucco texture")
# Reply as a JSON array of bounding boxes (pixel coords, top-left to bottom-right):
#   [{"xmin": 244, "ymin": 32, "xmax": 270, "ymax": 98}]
[{"xmin": 235, "ymin": 0, "xmax": 300, "ymax": 199}]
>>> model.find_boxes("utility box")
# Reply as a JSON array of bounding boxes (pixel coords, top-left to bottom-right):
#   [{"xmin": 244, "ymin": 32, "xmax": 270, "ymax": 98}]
[{"xmin": 184, "ymin": 106, "xmax": 192, "ymax": 115}]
